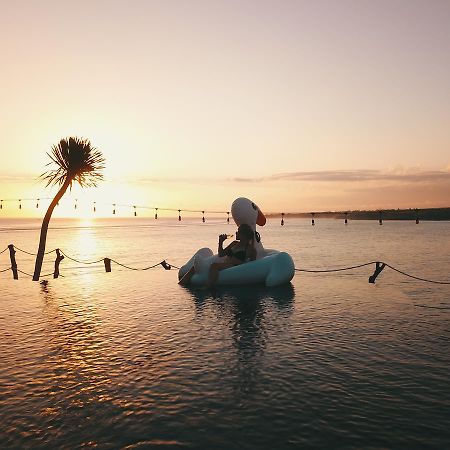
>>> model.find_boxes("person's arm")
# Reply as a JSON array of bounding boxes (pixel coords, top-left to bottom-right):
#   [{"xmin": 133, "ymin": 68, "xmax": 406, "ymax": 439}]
[{"xmin": 218, "ymin": 234, "xmax": 235, "ymax": 256}]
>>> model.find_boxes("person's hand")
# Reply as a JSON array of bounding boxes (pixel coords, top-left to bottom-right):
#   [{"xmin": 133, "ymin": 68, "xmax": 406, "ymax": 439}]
[{"xmin": 218, "ymin": 234, "xmax": 227, "ymax": 244}]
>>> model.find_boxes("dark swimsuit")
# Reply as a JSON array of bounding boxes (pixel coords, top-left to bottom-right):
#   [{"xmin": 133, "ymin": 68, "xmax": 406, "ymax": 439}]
[{"xmin": 225, "ymin": 246, "xmax": 246, "ymax": 262}]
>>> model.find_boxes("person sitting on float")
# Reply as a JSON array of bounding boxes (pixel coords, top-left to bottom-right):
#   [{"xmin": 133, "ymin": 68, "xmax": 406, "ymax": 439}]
[{"xmin": 179, "ymin": 223, "xmax": 256, "ymax": 287}]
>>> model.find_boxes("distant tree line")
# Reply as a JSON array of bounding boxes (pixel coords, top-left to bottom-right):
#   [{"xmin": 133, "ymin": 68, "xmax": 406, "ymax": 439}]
[{"xmin": 267, "ymin": 208, "xmax": 450, "ymax": 221}]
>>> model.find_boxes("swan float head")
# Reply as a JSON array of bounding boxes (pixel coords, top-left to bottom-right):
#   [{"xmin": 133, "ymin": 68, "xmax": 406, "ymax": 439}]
[{"xmin": 231, "ymin": 197, "xmax": 266, "ymax": 229}]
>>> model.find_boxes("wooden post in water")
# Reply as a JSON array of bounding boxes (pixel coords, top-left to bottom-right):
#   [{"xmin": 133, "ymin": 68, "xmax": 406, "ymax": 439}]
[
  {"xmin": 53, "ymin": 249, "xmax": 64, "ymax": 279},
  {"xmin": 8, "ymin": 244, "xmax": 18, "ymax": 280},
  {"xmin": 104, "ymin": 258, "xmax": 112, "ymax": 273}
]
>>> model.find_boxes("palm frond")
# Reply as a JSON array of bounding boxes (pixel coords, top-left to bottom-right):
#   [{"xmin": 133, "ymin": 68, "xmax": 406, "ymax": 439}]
[{"xmin": 40, "ymin": 137, "xmax": 105, "ymax": 188}]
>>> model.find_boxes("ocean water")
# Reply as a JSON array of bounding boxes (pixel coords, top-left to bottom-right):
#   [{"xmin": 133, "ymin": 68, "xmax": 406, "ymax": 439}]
[{"xmin": 0, "ymin": 217, "xmax": 449, "ymax": 449}]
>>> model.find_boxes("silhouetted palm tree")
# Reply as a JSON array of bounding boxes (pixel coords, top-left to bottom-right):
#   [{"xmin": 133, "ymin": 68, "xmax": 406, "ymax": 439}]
[{"xmin": 33, "ymin": 137, "xmax": 105, "ymax": 281}]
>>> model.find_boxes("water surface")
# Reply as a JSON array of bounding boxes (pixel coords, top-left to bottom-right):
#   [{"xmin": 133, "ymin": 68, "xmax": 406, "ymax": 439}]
[{"xmin": 1, "ymin": 218, "xmax": 449, "ymax": 449}]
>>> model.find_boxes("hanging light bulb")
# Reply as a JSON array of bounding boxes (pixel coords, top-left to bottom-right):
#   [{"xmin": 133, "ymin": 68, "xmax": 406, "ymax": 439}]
[
  {"xmin": 281, "ymin": 212, "xmax": 284, "ymax": 226},
  {"xmin": 155, "ymin": 208, "xmax": 158, "ymax": 219},
  {"xmin": 74, "ymin": 199, "xmax": 78, "ymax": 210},
  {"xmin": 36, "ymin": 199, "xmax": 40, "ymax": 208},
  {"xmin": 227, "ymin": 211, "xmax": 230, "ymax": 224},
  {"xmin": 345, "ymin": 212, "xmax": 348, "ymax": 225},
  {"xmin": 311, "ymin": 212, "xmax": 315, "ymax": 226},
  {"xmin": 93, "ymin": 201, "xmax": 96, "ymax": 212},
  {"xmin": 1, "ymin": 200, "xmax": 3, "ymax": 210},
  {"xmin": 113, "ymin": 203, "xmax": 116, "ymax": 215},
  {"xmin": 19, "ymin": 199, "xmax": 22, "ymax": 210},
  {"xmin": 134, "ymin": 206, "xmax": 137, "ymax": 217},
  {"xmin": 178, "ymin": 209, "xmax": 181, "ymax": 221},
  {"xmin": 202, "ymin": 211, "xmax": 205, "ymax": 223}
]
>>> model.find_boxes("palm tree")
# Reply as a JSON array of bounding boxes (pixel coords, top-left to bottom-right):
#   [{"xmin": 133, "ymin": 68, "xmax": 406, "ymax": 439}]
[{"xmin": 33, "ymin": 137, "xmax": 105, "ymax": 281}]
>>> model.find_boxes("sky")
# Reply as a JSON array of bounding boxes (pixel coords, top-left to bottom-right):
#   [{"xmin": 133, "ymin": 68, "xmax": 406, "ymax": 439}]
[{"xmin": 1, "ymin": 0, "xmax": 449, "ymax": 217}]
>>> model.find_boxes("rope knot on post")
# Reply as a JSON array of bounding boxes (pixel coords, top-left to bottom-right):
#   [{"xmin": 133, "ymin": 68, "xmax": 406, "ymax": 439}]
[{"xmin": 160, "ymin": 260, "xmax": 171, "ymax": 270}]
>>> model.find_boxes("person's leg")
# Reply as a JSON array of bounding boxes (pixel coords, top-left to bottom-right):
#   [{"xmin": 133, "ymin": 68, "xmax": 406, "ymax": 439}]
[{"xmin": 207, "ymin": 261, "xmax": 236, "ymax": 287}]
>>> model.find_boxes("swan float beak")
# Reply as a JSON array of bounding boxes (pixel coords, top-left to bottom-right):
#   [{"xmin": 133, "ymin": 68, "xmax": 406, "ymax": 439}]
[{"xmin": 257, "ymin": 209, "xmax": 266, "ymax": 226}]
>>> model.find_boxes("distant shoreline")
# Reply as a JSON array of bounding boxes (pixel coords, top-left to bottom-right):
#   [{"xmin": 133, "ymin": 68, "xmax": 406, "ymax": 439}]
[{"xmin": 266, "ymin": 207, "xmax": 450, "ymax": 221}]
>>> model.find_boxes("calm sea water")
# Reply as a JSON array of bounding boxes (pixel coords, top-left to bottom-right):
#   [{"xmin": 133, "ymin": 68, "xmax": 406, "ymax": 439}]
[{"xmin": 0, "ymin": 218, "xmax": 449, "ymax": 449}]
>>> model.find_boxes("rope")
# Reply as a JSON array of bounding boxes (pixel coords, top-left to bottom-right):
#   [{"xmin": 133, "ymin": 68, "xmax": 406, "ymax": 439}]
[
  {"xmin": 0, "ymin": 247, "xmax": 8, "ymax": 255},
  {"xmin": 109, "ymin": 259, "xmax": 161, "ymax": 271},
  {"xmin": 59, "ymin": 250, "xmax": 104, "ymax": 265},
  {"xmin": 295, "ymin": 261, "xmax": 376, "ymax": 273},
  {"xmin": 0, "ymin": 267, "xmax": 11, "ymax": 273},
  {"xmin": 14, "ymin": 246, "xmax": 56, "ymax": 256},
  {"xmin": 296, "ymin": 261, "xmax": 450, "ymax": 284},
  {"xmin": 16, "ymin": 269, "xmax": 33, "ymax": 277},
  {"xmin": 384, "ymin": 263, "xmax": 450, "ymax": 285}
]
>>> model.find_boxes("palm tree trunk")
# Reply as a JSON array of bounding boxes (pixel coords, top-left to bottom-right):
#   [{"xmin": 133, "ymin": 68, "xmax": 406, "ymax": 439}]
[{"xmin": 33, "ymin": 179, "xmax": 72, "ymax": 281}]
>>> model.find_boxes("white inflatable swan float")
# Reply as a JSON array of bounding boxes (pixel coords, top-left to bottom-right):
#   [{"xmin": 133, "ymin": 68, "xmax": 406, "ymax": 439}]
[{"xmin": 178, "ymin": 197, "xmax": 295, "ymax": 287}]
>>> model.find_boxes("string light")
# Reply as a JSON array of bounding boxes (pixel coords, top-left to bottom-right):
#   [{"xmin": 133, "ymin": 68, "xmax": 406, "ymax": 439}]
[{"xmin": 0, "ymin": 195, "xmax": 433, "ymax": 225}]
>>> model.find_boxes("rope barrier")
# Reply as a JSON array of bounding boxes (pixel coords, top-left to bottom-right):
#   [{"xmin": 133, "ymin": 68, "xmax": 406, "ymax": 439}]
[
  {"xmin": 1, "ymin": 244, "xmax": 448, "ymax": 284},
  {"xmin": 0, "ymin": 247, "xmax": 8, "ymax": 255},
  {"xmin": 295, "ymin": 261, "xmax": 450, "ymax": 284}
]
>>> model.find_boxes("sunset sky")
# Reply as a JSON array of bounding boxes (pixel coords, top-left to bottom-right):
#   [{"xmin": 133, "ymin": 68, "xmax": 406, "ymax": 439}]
[{"xmin": 1, "ymin": 0, "xmax": 449, "ymax": 217}]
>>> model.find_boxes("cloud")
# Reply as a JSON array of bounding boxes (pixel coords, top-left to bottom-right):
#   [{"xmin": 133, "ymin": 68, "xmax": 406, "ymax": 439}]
[
  {"xmin": 229, "ymin": 169, "xmax": 450, "ymax": 184},
  {"xmin": 0, "ymin": 173, "xmax": 38, "ymax": 183}
]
